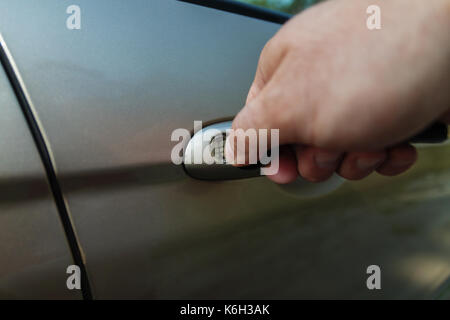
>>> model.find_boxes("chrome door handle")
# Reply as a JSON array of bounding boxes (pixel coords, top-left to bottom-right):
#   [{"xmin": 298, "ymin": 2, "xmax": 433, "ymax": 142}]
[
  {"xmin": 183, "ymin": 121, "xmax": 261, "ymax": 180},
  {"xmin": 183, "ymin": 121, "xmax": 448, "ymax": 181}
]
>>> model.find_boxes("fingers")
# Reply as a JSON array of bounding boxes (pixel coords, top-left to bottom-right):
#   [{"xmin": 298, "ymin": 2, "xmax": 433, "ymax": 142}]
[
  {"xmin": 295, "ymin": 146, "xmax": 342, "ymax": 182},
  {"xmin": 376, "ymin": 144, "xmax": 417, "ymax": 176},
  {"xmin": 235, "ymin": 143, "xmax": 416, "ymax": 184},
  {"xmin": 228, "ymin": 142, "xmax": 413, "ymax": 183},
  {"xmin": 266, "ymin": 146, "xmax": 298, "ymax": 184},
  {"xmin": 294, "ymin": 148, "xmax": 388, "ymax": 182},
  {"xmin": 289, "ymin": 144, "xmax": 417, "ymax": 183},
  {"xmin": 337, "ymin": 151, "xmax": 387, "ymax": 180}
]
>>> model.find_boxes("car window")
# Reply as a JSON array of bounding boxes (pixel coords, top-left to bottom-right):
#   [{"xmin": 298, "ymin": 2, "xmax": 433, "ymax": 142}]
[{"xmin": 235, "ymin": 0, "xmax": 325, "ymax": 15}]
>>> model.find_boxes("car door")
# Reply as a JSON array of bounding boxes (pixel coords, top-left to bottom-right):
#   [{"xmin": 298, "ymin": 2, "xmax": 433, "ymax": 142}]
[{"xmin": 0, "ymin": 0, "xmax": 448, "ymax": 299}]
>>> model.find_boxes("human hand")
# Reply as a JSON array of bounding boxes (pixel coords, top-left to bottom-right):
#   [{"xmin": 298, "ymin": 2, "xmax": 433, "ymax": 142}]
[{"xmin": 229, "ymin": 0, "xmax": 450, "ymax": 183}]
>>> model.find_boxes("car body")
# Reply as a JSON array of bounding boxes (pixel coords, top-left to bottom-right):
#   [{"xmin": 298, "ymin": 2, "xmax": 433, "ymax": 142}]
[{"xmin": 0, "ymin": 0, "xmax": 449, "ymax": 299}]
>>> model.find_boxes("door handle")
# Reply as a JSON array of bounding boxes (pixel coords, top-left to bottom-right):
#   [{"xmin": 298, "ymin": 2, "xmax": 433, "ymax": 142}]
[
  {"xmin": 183, "ymin": 121, "xmax": 261, "ymax": 180},
  {"xmin": 183, "ymin": 121, "xmax": 448, "ymax": 181}
]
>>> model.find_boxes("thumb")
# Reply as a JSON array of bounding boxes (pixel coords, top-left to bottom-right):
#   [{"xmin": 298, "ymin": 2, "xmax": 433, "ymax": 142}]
[
  {"xmin": 227, "ymin": 37, "xmax": 310, "ymax": 163},
  {"xmin": 232, "ymin": 37, "xmax": 313, "ymax": 147},
  {"xmin": 227, "ymin": 85, "xmax": 302, "ymax": 165},
  {"xmin": 232, "ymin": 70, "xmax": 307, "ymax": 147}
]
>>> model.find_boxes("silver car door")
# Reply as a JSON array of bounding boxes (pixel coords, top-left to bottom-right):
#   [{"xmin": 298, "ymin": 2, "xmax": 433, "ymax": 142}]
[{"xmin": 0, "ymin": 0, "xmax": 448, "ymax": 299}]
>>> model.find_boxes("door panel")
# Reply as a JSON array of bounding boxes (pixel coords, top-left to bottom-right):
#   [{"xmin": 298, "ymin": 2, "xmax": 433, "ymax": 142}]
[
  {"xmin": 0, "ymin": 0, "xmax": 448, "ymax": 299},
  {"xmin": 0, "ymin": 62, "xmax": 80, "ymax": 299}
]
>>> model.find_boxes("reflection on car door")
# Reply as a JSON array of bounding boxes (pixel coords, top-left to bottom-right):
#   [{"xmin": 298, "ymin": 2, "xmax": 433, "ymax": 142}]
[{"xmin": 0, "ymin": 0, "xmax": 448, "ymax": 299}]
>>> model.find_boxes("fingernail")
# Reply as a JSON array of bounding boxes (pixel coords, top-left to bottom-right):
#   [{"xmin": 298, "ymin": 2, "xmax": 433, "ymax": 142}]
[
  {"xmin": 314, "ymin": 153, "xmax": 340, "ymax": 168},
  {"xmin": 356, "ymin": 157, "xmax": 384, "ymax": 170}
]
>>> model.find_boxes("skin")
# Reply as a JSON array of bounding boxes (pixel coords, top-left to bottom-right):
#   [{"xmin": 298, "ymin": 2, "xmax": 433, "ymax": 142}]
[{"xmin": 227, "ymin": 0, "xmax": 450, "ymax": 183}]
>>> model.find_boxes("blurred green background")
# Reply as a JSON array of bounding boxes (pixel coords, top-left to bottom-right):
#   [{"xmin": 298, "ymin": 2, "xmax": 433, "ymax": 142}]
[{"xmin": 236, "ymin": 0, "xmax": 325, "ymax": 15}]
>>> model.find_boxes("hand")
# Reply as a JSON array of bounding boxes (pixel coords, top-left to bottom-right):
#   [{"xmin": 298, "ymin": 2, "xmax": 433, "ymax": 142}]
[{"xmin": 230, "ymin": 0, "xmax": 450, "ymax": 183}]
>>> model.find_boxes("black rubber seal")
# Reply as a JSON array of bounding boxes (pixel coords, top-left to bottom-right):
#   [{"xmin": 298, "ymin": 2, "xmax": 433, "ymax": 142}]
[
  {"xmin": 0, "ymin": 42, "xmax": 93, "ymax": 300},
  {"xmin": 179, "ymin": 0, "xmax": 291, "ymax": 24}
]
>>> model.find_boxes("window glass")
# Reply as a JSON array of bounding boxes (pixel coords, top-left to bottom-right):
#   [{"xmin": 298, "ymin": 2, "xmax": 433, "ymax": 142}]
[{"xmin": 235, "ymin": 0, "xmax": 325, "ymax": 15}]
